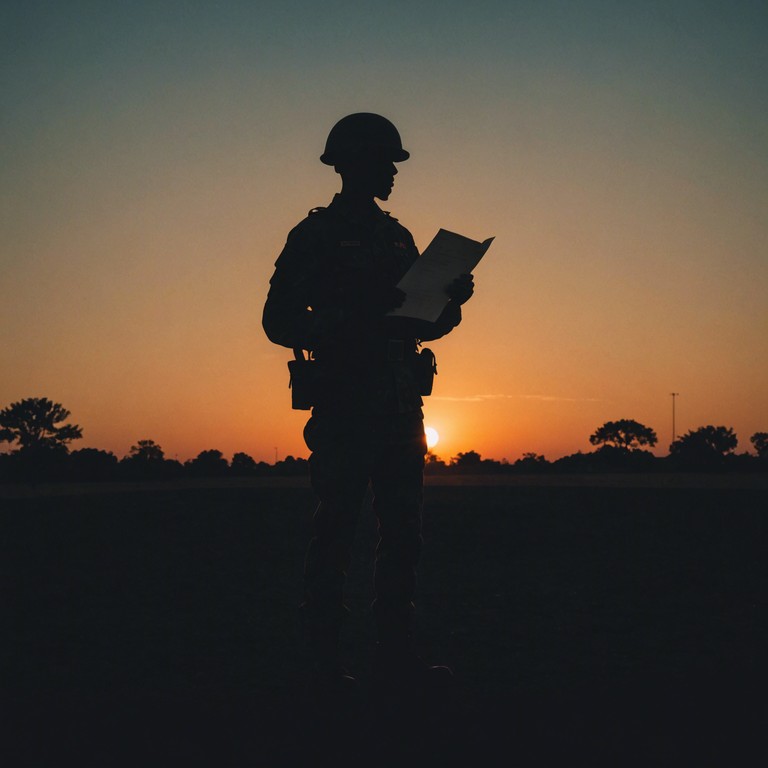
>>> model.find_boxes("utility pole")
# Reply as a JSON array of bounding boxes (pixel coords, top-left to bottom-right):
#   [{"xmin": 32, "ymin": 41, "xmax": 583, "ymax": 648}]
[
  {"xmin": 670, "ymin": 392, "xmax": 679, "ymax": 446},
  {"xmin": 274, "ymin": 446, "xmax": 278, "ymax": 465}
]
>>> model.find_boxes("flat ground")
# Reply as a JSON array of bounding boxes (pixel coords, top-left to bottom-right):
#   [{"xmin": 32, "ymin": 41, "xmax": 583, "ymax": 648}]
[{"xmin": 3, "ymin": 476, "xmax": 767, "ymax": 766}]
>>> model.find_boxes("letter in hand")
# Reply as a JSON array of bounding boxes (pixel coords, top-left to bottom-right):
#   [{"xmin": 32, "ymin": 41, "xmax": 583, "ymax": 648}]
[{"xmin": 445, "ymin": 273, "xmax": 474, "ymax": 305}]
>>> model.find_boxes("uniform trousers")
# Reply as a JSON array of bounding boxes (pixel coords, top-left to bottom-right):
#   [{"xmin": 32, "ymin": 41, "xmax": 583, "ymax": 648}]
[{"xmin": 302, "ymin": 406, "xmax": 427, "ymax": 646}]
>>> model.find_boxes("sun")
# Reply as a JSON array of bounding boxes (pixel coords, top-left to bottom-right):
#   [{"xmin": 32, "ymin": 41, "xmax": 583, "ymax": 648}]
[{"xmin": 424, "ymin": 426, "xmax": 439, "ymax": 450}]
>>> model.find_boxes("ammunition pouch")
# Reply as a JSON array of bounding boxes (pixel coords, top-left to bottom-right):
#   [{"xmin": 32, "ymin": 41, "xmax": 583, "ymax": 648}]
[
  {"xmin": 288, "ymin": 349, "xmax": 318, "ymax": 410},
  {"xmin": 413, "ymin": 347, "xmax": 437, "ymax": 396}
]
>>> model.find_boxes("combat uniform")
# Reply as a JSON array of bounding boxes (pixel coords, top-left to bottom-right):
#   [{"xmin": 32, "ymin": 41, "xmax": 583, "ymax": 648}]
[{"xmin": 263, "ymin": 193, "xmax": 462, "ymax": 673}]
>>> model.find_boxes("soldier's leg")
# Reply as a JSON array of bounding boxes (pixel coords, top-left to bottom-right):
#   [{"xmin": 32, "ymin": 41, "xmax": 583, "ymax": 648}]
[
  {"xmin": 370, "ymin": 413, "xmax": 454, "ymax": 695},
  {"xmin": 303, "ymin": 411, "xmax": 370, "ymax": 678},
  {"xmin": 370, "ymin": 411, "xmax": 427, "ymax": 651}
]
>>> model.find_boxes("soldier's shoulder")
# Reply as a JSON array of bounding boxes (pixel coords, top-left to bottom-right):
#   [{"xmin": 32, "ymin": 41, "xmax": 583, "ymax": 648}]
[
  {"xmin": 286, "ymin": 206, "xmax": 335, "ymax": 238},
  {"xmin": 382, "ymin": 211, "xmax": 416, "ymax": 242},
  {"xmin": 274, "ymin": 208, "xmax": 334, "ymax": 272},
  {"xmin": 381, "ymin": 210, "xmax": 410, "ymax": 230}
]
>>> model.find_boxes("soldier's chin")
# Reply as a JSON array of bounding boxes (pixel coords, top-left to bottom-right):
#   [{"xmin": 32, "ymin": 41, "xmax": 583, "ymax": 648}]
[{"xmin": 375, "ymin": 187, "xmax": 392, "ymax": 201}]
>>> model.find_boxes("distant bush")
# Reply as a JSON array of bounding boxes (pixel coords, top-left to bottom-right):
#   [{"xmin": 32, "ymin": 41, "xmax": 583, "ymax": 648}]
[
  {"xmin": 448, "ymin": 450, "xmax": 504, "ymax": 474},
  {"xmin": 231, "ymin": 452, "xmax": 257, "ymax": 476},
  {"xmin": 513, "ymin": 453, "xmax": 550, "ymax": 473},
  {"xmin": 424, "ymin": 452, "xmax": 448, "ymax": 475},
  {"xmin": 185, "ymin": 449, "xmax": 229, "ymax": 478},
  {"xmin": 69, "ymin": 448, "xmax": 119, "ymax": 482},
  {"xmin": 273, "ymin": 455, "xmax": 309, "ymax": 477},
  {"xmin": 750, "ymin": 432, "xmax": 768, "ymax": 459},
  {"xmin": 669, "ymin": 426, "xmax": 738, "ymax": 470}
]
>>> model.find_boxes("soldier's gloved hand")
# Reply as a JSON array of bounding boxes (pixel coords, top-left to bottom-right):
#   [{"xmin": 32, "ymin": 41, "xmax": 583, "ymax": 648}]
[
  {"xmin": 445, "ymin": 273, "xmax": 474, "ymax": 305},
  {"xmin": 375, "ymin": 285, "xmax": 406, "ymax": 314}
]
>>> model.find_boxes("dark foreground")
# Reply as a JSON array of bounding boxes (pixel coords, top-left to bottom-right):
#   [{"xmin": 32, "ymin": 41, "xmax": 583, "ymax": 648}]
[{"xmin": 4, "ymin": 479, "xmax": 767, "ymax": 766}]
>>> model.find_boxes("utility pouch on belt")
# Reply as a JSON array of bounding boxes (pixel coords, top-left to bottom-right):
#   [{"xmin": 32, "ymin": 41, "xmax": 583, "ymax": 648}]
[
  {"xmin": 287, "ymin": 349, "xmax": 316, "ymax": 410},
  {"xmin": 413, "ymin": 347, "xmax": 437, "ymax": 396}
]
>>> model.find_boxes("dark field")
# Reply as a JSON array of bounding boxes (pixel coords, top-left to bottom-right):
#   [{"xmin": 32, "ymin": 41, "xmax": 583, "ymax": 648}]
[{"xmin": 4, "ymin": 477, "xmax": 767, "ymax": 766}]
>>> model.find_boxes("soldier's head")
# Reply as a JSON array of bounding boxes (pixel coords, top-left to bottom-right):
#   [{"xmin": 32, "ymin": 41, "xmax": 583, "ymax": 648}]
[{"xmin": 320, "ymin": 113, "xmax": 409, "ymax": 201}]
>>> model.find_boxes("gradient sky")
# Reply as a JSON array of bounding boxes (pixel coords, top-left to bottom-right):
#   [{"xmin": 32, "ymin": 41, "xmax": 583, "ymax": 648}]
[{"xmin": 2, "ymin": 0, "xmax": 767, "ymax": 463}]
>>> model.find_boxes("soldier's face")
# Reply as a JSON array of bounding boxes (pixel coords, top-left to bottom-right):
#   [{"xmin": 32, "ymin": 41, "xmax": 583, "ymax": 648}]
[
  {"xmin": 342, "ymin": 155, "xmax": 398, "ymax": 200},
  {"xmin": 369, "ymin": 158, "xmax": 398, "ymax": 201}
]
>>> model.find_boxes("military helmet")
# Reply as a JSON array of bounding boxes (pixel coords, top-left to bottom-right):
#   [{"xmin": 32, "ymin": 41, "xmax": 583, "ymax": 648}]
[{"xmin": 320, "ymin": 113, "xmax": 410, "ymax": 165}]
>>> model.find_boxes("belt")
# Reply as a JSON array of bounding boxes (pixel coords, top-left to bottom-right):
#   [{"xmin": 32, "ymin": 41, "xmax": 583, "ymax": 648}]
[
  {"xmin": 312, "ymin": 338, "xmax": 417, "ymax": 364},
  {"xmin": 385, "ymin": 338, "xmax": 417, "ymax": 361}
]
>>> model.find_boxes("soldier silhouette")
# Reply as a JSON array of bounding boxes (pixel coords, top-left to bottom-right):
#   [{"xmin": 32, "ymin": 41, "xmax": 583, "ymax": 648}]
[{"xmin": 263, "ymin": 113, "xmax": 474, "ymax": 693}]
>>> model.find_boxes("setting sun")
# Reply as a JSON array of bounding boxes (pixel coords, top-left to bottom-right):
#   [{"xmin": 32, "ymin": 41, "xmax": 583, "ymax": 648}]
[{"xmin": 425, "ymin": 426, "xmax": 439, "ymax": 450}]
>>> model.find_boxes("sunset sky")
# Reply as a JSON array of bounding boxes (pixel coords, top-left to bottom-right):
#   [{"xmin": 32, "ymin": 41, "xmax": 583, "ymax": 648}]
[{"xmin": 2, "ymin": 1, "xmax": 767, "ymax": 463}]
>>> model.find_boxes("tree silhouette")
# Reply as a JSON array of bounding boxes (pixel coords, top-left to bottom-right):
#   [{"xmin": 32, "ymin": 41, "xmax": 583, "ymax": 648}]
[
  {"xmin": 273, "ymin": 455, "xmax": 309, "ymax": 476},
  {"xmin": 231, "ymin": 451, "xmax": 257, "ymax": 476},
  {"xmin": 589, "ymin": 419, "xmax": 657, "ymax": 451},
  {"xmin": 0, "ymin": 397, "xmax": 82, "ymax": 454},
  {"xmin": 450, "ymin": 450, "xmax": 483, "ymax": 469},
  {"xmin": 185, "ymin": 449, "xmax": 229, "ymax": 477},
  {"xmin": 448, "ymin": 450, "xmax": 502, "ymax": 473},
  {"xmin": 670, "ymin": 425, "xmax": 738, "ymax": 467},
  {"xmin": 515, "ymin": 452, "xmax": 549, "ymax": 472},
  {"xmin": 121, "ymin": 439, "xmax": 178, "ymax": 480},
  {"xmin": 424, "ymin": 451, "xmax": 447, "ymax": 475},
  {"xmin": 69, "ymin": 448, "xmax": 119, "ymax": 481},
  {"xmin": 128, "ymin": 439, "xmax": 165, "ymax": 462},
  {"xmin": 750, "ymin": 432, "xmax": 768, "ymax": 458}
]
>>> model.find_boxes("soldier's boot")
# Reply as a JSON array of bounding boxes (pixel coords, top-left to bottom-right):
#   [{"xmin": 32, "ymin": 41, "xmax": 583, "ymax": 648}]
[
  {"xmin": 302, "ymin": 604, "xmax": 358, "ymax": 695},
  {"xmin": 373, "ymin": 608, "xmax": 453, "ymax": 695}
]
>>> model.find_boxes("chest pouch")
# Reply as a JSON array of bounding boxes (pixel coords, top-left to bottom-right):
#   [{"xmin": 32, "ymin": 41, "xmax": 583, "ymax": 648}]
[
  {"xmin": 287, "ymin": 349, "xmax": 318, "ymax": 410},
  {"xmin": 413, "ymin": 347, "xmax": 437, "ymax": 396}
]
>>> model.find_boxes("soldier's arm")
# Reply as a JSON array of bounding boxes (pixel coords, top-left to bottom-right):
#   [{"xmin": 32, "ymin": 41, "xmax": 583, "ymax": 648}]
[
  {"xmin": 391, "ymin": 269, "xmax": 472, "ymax": 341},
  {"xmin": 419, "ymin": 272, "xmax": 474, "ymax": 339},
  {"xmin": 262, "ymin": 225, "xmax": 338, "ymax": 350},
  {"xmin": 415, "ymin": 300, "xmax": 462, "ymax": 340},
  {"xmin": 383, "ymin": 294, "xmax": 462, "ymax": 341}
]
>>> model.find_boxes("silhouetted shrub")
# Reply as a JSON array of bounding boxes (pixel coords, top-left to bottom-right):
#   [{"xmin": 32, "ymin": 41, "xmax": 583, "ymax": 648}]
[
  {"xmin": 424, "ymin": 452, "xmax": 448, "ymax": 475},
  {"xmin": 551, "ymin": 451, "xmax": 595, "ymax": 473},
  {"xmin": 69, "ymin": 448, "xmax": 119, "ymax": 481},
  {"xmin": 750, "ymin": 432, "xmax": 768, "ymax": 459},
  {"xmin": 669, "ymin": 426, "xmax": 738, "ymax": 470},
  {"xmin": 231, "ymin": 452, "xmax": 257, "ymax": 477},
  {"xmin": 185, "ymin": 449, "xmax": 229, "ymax": 478},
  {"xmin": 119, "ymin": 443, "xmax": 182, "ymax": 480},
  {"xmin": 593, "ymin": 445, "xmax": 657, "ymax": 471},
  {"xmin": 513, "ymin": 453, "xmax": 550, "ymax": 473},
  {"xmin": 4, "ymin": 445, "xmax": 70, "ymax": 483},
  {"xmin": 273, "ymin": 455, "xmax": 309, "ymax": 476}
]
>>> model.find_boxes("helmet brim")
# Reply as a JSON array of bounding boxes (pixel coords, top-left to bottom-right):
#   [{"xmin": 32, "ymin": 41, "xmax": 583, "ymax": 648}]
[{"xmin": 320, "ymin": 147, "xmax": 410, "ymax": 165}]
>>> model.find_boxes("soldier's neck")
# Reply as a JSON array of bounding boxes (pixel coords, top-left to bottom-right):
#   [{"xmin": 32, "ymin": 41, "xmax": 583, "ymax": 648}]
[{"xmin": 337, "ymin": 187, "xmax": 379, "ymax": 217}]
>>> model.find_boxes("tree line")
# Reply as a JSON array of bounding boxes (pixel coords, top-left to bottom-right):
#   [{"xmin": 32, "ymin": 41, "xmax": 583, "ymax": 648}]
[
  {"xmin": 1, "ymin": 399, "xmax": 766, "ymax": 484},
  {"xmin": 0, "ymin": 398, "xmax": 308, "ymax": 483}
]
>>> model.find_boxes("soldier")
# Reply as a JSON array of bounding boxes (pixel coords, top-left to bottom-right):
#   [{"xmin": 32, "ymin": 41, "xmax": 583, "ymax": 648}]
[{"xmin": 262, "ymin": 113, "xmax": 474, "ymax": 692}]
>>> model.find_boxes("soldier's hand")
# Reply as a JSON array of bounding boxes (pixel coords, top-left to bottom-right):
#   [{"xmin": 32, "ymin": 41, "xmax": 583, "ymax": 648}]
[
  {"xmin": 446, "ymin": 273, "xmax": 474, "ymax": 305},
  {"xmin": 377, "ymin": 286, "xmax": 406, "ymax": 313}
]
